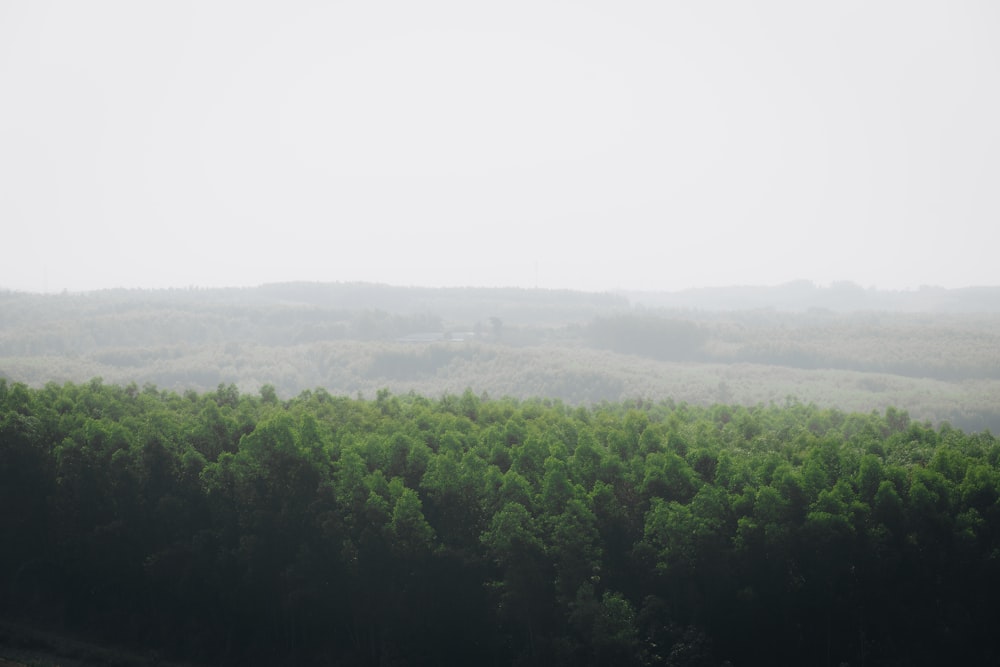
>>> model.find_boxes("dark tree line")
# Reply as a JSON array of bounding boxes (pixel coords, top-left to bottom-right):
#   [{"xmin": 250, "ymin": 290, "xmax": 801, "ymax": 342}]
[
  {"xmin": 588, "ymin": 315, "xmax": 707, "ymax": 361},
  {"xmin": 2, "ymin": 378, "xmax": 1000, "ymax": 665}
]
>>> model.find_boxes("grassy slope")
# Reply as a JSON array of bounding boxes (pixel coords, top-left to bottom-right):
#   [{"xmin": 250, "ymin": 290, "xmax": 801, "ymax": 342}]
[{"xmin": 0, "ymin": 619, "xmax": 206, "ymax": 667}]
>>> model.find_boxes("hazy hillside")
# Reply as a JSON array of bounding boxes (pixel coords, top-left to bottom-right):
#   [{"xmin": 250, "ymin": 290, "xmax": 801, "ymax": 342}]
[
  {"xmin": 2, "ymin": 282, "xmax": 999, "ymax": 432},
  {"xmin": 626, "ymin": 281, "xmax": 1000, "ymax": 313}
]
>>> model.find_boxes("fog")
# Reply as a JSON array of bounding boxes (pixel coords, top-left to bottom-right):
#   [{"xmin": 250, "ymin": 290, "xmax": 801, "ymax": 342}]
[{"xmin": 2, "ymin": 0, "xmax": 998, "ymax": 293}]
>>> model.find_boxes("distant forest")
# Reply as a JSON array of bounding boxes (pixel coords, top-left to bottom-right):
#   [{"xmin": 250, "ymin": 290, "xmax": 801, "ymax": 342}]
[
  {"xmin": 4, "ymin": 283, "xmax": 1000, "ymax": 666},
  {"xmin": 2, "ymin": 282, "xmax": 999, "ymax": 432},
  {"xmin": 2, "ymin": 379, "xmax": 999, "ymax": 665}
]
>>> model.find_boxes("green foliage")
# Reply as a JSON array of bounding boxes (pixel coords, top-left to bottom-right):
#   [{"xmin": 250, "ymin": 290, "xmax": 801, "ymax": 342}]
[{"xmin": 2, "ymin": 380, "xmax": 1000, "ymax": 665}]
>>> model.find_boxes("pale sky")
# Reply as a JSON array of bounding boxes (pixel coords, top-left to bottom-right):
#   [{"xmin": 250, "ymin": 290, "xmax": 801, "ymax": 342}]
[{"xmin": 2, "ymin": 1, "xmax": 998, "ymax": 293}]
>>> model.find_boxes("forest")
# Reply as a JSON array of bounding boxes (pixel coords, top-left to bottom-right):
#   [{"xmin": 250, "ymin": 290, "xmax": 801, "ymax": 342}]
[
  {"xmin": 2, "ymin": 378, "xmax": 1000, "ymax": 665},
  {"xmin": 3, "ymin": 283, "xmax": 1000, "ymax": 664},
  {"xmin": 2, "ymin": 282, "xmax": 1000, "ymax": 432}
]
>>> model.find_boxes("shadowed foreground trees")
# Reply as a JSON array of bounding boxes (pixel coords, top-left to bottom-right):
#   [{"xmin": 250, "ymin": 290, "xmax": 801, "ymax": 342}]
[{"xmin": 2, "ymin": 378, "xmax": 1000, "ymax": 665}]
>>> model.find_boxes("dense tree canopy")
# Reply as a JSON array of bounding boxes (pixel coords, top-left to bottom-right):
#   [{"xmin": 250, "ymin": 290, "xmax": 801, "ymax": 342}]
[{"xmin": 2, "ymin": 378, "xmax": 999, "ymax": 665}]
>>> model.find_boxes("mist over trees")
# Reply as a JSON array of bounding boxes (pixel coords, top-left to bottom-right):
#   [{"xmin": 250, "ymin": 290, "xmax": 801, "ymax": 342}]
[
  {"xmin": 2, "ymin": 282, "xmax": 999, "ymax": 432},
  {"xmin": 588, "ymin": 315, "xmax": 706, "ymax": 361}
]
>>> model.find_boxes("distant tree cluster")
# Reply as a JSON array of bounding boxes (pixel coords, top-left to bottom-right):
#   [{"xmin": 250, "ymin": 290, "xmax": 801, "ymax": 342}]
[
  {"xmin": 588, "ymin": 315, "xmax": 707, "ymax": 361},
  {"xmin": 719, "ymin": 312, "xmax": 1000, "ymax": 381},
  {"xmin": 2, "ymin": 379, "xmax": 1000, "ymax": 665}
]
